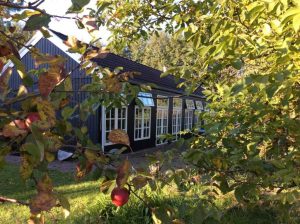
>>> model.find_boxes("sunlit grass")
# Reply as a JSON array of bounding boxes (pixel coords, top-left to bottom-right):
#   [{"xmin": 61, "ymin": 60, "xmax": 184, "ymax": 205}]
[{"xmin": 0, "ymin": 163, "xmax": 284, "ymax": 224}]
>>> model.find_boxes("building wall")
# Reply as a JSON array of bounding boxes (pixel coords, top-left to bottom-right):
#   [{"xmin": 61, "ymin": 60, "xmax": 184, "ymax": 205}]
[
  {"xmin": 7, "ymin": 36, "xmax": 204, "ymax": 152},
  {"xmin": 7, "ymin": 37, "xmax": 100, "ymax": 144}
]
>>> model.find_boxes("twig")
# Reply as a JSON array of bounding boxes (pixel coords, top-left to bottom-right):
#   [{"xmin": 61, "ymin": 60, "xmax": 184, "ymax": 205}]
[
  {"xmin": 0, "ymin": 1, "xmax": 77, "ymax": 20},
  {"xmin": 127, "ymin": 183, "xmax": 150, "ymax": 207},
  {"xmin": 0, "ymin": 196, "xmax": 29, "ymax": 206}
]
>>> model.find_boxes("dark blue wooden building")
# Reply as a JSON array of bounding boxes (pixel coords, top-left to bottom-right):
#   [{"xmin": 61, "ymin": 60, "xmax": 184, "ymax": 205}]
[{"xmin": 2, "ymin": 30, "xmax": 205, "ymax": 151}]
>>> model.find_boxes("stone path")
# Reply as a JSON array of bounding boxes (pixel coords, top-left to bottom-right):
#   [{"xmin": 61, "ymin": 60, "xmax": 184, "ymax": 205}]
[{"xmin": 5, "ymin": 143, "xmax": 183, "ymax": 173}]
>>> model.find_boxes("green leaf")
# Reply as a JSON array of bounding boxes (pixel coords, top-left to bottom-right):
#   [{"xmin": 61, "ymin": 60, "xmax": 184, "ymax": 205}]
[
  {"xmin": 62, "ymin": 106, "xmax": 77, "ymax": 120},
  {"xmin": 8, "ymin": 56, "xmax": 33, "ymax": 86},
  {"xmin": 131, "ymin": 175, "xmax": 149, "ymax": 190},
  {"xmin": 219, "ymin": 179, "xmax": 231, "ymax": 194},
  {"xmin": 0, "ymin": 146, "xmax": 11, "ymax": 168},
  {"xmin": 231, "ymin": 59, "xmax": 243, "ymax": 70},
  {"xmin": 31, "ymin": 125, "xmax": 45, "ymax": 161},
  {"xmin": 99, "ymin": 179, "xmax": 115, "ymax": 193},
  {"xmin": 151, "ymin": 206, "xmax": 174, "ymax": 224},
  {"xmin": 21, "ymin": 143, "xmax": 41, "ymax": 162},
  {"xmin": 265, "ymin": 84, "xmax": 280, "ymax": 98},
  {"xmin": 68, "ymin": 0, "xmax": 90, "ymax": 13},
  {"xmin": 23, "ymin": 14, "xmax": 51, "ymax": 31},
  {"xmin": 64, "ymin": 76, "xmax": 73, "ymax": 91},
  {"xmin": 231, "ymin": 83, "xmax": 244, "ymax": 95},
  {"xmin": 56, "ymin": 193, "xmax": 70, "ymax": 218}
]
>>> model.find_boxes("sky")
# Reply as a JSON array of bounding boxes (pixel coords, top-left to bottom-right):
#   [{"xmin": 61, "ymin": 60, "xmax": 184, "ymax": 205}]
[{"xmin": 30, "ymin": 0, "xmax": 110, "ymax": 44}]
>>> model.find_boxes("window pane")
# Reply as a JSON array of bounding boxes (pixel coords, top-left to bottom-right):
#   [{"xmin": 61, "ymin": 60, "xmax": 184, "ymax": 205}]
[
  {"xmin": 186, "ymin": 100, "xmax": 195, "ymax": 109},
  {"xmin": 138, "ymin": 92, "xmax": 155, "ymax": 107}
]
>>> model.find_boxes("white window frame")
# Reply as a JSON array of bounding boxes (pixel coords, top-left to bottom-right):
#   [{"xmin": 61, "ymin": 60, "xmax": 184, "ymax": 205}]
[
  {"xmin": 156, "ymin": 95, "xmax": 169, "ymax": 145},
  {"xmin": 186, "ymin": 99, "xmax": 195, "ymax": 109},
  {"xmin": 195, "ymin": 101, "xmax": 204, "ymax": 110},
  {"xmin": 194, "ymin": 109, "xmax": 202, "ymax": 128},
  {"xmin": 184, "ymin": 109, "xmax": 193, "ymax": 130},
  {"xmin": 134, "ymin": 106, "xmax": 151, "ymax": 140},
  {"xmin": 172, "ymin": 109, "xmax": 182, "ymax": 140},
  {"xmin": 101, "ymin": 106, "xmax": 128, "ymax": 147},
  {"xmin": 172, "ymin": 98, "xmax": 182, "ymax": 140},
  {"xmin": 138, "ymin": 92, "xmax": 155, "ymax": 107}
]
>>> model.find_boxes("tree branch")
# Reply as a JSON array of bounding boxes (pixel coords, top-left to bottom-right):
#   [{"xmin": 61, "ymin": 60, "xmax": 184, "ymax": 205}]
[
  {"xmin": 0, "ymin": 196, "xmax": 29, "ymax": 206},
  {"xmin": 0, "ymin": 1, "xmax": 77, "ymax": 20}
]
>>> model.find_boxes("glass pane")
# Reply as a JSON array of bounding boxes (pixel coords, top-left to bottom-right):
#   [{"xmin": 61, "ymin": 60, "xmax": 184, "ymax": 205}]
[
  {"xmin": 186, "ymin": 100, "xmax": 195, "ymax": 109},
  {"xmin": 138, "ymin": 92, "xmax": 154, "ymax": 106}
]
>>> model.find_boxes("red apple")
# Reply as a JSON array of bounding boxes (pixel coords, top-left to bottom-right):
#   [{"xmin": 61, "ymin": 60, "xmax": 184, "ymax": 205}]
[
  {"xmin": 25, "ymin": 112, "xmax": 41, "ymax": 128},
  {"xmin": 111, "ymin": 187, "xmax": 130, "ymax": 207},
  {"xmin": 13, "ymin": 119, "xmax": 27, "ymax": 130}
]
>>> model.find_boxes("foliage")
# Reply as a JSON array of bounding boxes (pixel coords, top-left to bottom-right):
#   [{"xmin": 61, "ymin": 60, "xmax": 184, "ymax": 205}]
[
  {"xmin": 0, "ymin": 0, "xmax": 142, "ymax": 222},
  {"xmin": 95, "ymin": 0, "xmax": 300, "ymax": 222},
  {"xmin": 0, "ymin": 163, "xmax": 288, "ymax": 224},
  {"xmin": 119, "ymin": 32, "xmax": 197, "ymax": 72}
]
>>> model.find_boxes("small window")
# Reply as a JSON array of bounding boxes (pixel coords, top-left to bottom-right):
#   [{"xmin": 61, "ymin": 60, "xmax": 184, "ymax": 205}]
[
  {"xmin": 138, "ymin": 92, "xmax": 155, "ymax": 107},
  {"xmin": 195, "ymin": 101, "xmax": 204, "ymax": 110},
  {"xmin": 157, "ymin": 95, "xmax": 168, "ymax": 107},
  {"xmin": 173, "ymin": 98, "xmax": 182, "ymax": 108},
  {"xmin": 134, "ymin": 106, "xmax": 151, "ymax": 140},
  {"xmin": 185, "ymin": 99, "xmax": 195, "ymax": 109}
]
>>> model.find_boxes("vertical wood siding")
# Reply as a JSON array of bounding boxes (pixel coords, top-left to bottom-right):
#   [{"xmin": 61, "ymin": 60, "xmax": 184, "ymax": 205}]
[{"xmin": 7, "ymin": 38, "xmax": 100, "ymax": 144}]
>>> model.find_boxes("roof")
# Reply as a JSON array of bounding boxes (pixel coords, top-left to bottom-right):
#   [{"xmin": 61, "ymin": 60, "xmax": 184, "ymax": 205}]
[
  {"xmin": 50, "ymin": 30, "xmax": 203, "ymax": 98},
  {"xmin": 3, "ymin": 29, "xmax": 203, "ymax": 98}
]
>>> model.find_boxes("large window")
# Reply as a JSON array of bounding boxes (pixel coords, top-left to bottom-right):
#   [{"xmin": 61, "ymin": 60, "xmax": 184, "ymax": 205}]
[
  {"xmin": 184, "ymin": 110, "xmax": 193, "ymax": 130},
  {"xmin": 172, "ymin": 98, "xmax": 182, "ymax": 140},
  {"xmin": 104, "ymin": 107, "xmax": 127, "ymax": 145},
  {"xmin": 156, "ymin": 96, "xmax": 169, "ymax": 145},
  {"xmin": 134, "ymin": 107, "xmax": 151, "ymax": 140},
  {"xmin": 194, "ymin": 109, "xmax": 201, "ymax": 128},
  {"xmin": 184, "ymin": 99, "xmax": 195, "ymax": 130}
]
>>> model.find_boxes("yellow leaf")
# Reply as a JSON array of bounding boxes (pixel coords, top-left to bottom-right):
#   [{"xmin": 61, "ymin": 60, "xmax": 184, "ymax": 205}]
[
  {"xmin": 34, "ymin": 54, "xmax": 65, "ymax": 67},
  {"xmin": 293, "ymin": 14, "xmax": 300, "ymax": 32}
]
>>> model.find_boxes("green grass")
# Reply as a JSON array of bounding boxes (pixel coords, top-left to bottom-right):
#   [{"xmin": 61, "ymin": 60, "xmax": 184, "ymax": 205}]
[{"xmin": 0, "ymin": 163, "xmax": 285, "ymax": 224}]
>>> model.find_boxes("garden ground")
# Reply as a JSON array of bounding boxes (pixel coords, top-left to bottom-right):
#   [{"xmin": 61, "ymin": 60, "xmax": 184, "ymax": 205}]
[{"xmin": 0, "ymin": 146, "xmax": 289, "ymax": 224}]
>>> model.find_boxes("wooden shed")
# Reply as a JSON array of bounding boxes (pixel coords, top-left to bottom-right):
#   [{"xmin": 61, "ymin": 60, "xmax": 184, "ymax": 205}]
[{"xmin": 2, "ymin": 30, "xmax": 205, "ymax": 151}]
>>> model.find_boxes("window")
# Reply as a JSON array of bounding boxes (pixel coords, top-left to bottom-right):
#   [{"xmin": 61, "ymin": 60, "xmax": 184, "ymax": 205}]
[
  {"xmin": 184, "ymin": 110, "xmax": 193, "ymax": 130},
  {"xmin": 173, "ymin": 98, "xmax": 182, "ymax": 108},
  {"xmin": 138, "ymin": 92, "xmax": 155, "ymax": 107},
  {"xmin": 134, "ymin": 106, "xmax": 151, "ymax": 140},
  {"xmin": 186, "ymin": 99, "xmax": 195, "ymax": 109},
  {"xmin": 194, "ymin": 109, "xmax": 201, "ymax": 127},
  {"xmin": 104, "ymin": 107, "xmax": 127, "ymax": 145},
  {"xmin": 156, "ymin": 96, "xmax": 169, "ymax": 145},
  {"xmin": 195, "ymin": 101, "xmax": 204, "ymax": 110},
  {"xmin": 172, "ymin": 98, "xmax": 182, "ymax": 140}
]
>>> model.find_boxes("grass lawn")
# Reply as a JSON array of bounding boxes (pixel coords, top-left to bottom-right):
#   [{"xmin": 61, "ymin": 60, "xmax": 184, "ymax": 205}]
[{"xmin": 0, "ymin": 163, "xmax": 282, "ymax": 224}]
